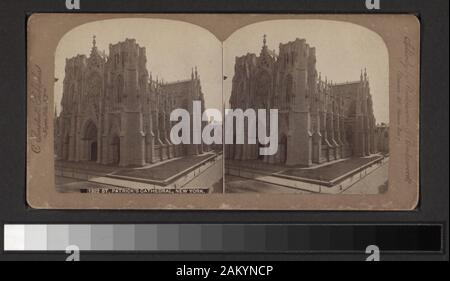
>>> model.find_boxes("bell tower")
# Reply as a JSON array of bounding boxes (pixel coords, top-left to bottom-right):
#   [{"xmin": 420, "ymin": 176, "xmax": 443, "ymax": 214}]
[
  {"xmin": 280, "ymin": 39, "xmax": 313, "ymax": 166},
  {"xmin": 107, "ymin": 39, "xmax": 147, "ymax": 166}
]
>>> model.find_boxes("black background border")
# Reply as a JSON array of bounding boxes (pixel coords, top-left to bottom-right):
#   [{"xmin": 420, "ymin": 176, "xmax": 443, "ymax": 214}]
[{"xmin": 0, "ymin": 0, "xmax": 448, "ymax": 261}]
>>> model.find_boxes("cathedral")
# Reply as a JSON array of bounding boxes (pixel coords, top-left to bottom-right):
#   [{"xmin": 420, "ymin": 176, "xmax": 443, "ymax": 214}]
[
  {"xmin": 226, "ymin": 36, "xmax": 378, "ymax": 166},
  {"xmin": 54, "ymin": 37, "xmax": 207, "ymax": 167}
]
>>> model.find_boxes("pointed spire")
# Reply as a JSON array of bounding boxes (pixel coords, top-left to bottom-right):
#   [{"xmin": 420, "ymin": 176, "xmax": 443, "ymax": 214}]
[
  {"xmin": 191, "ymin": 67, "xmax": 194, "ymax": 80},
  {"xmin": 195, "ymin": 66, "xmax": 198, "ymax": 79},
  {"xmin": 263, "ymin": 34, "xmax": 267, "ymax": 47},
  {"xmin": 364, "ymin": 68, "xmax": 367, "ymax": 80},
  {"xmin": 89, "ymin": 35, "xmax": 101, "ymax": 59},
  {"xmin": 360, "ymin": 69, "xmax": 363, "ymax": 81}
]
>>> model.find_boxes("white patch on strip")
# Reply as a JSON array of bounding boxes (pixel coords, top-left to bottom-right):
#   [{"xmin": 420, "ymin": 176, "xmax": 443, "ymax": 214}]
[{"xmin": 4, "ymin": 225, "xmax": 25, "ymax": 251}]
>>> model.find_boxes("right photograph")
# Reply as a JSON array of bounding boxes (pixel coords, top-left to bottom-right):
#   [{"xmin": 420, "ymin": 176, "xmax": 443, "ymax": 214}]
[{"xmin": 223, "ymin": 20, "xmax": 390, "ymax": 195}]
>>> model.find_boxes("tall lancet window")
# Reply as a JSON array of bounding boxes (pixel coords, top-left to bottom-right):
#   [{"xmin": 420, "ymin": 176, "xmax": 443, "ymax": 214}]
[
  {"xmin": 69, "ymin": 84, "xmax": 75, "ymax": 106},
  {"xmin": 87, "ymin": 73, "xmax": 102, "ymax": 118},
  {"xmin": 285, "ymin": 74, "xmax": 293, "ymax": 106},
  {"xmin": 116, "ymin": 75, "xmax": 124, "ymax": 103},
  {"xmin": 256, "ymin": 72, "xmax": 270, "ymax": 109}
]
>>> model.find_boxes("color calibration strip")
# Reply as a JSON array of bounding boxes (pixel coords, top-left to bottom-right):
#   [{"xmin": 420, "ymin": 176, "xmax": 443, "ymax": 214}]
[{"xmin": 3, "ymin": 224, "xmax": 442, "ymax": 252}]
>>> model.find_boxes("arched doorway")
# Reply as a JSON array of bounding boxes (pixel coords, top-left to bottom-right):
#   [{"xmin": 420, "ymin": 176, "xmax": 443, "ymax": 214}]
[
  {"xmin": 280, "ymin": 134, "xmax": 288, "ymax": 164},
  {"xmin": 84, "ymin": 120, "xmax": 98, "ymax": 162},
  {"xmin": 111, "ymin": 135, "xmax": 120, "ymax": 164}
]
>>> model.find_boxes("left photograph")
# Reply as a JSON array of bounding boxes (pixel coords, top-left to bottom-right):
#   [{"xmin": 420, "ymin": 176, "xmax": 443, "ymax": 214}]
[{"xmin": 51, "ymin": 18, "xmax": 223, "ymax": 194}]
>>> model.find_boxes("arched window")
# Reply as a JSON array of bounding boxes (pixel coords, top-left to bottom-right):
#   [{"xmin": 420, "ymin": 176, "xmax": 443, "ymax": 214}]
[
  {"xmin": 152, "ymin": 111, "xmax": 157, "ymax": 130},
  {"xmin": 348, "ymin": 100, "xmax": 356, "ymax": 116},
  {"xmin": 285, "ymin": 75, "xmax": 293, "ymax": 105},
  {"xmin": 87, "ymin": 73, "xmax": 102, "ymax": 117},
  {"xmin": 87, "ymin": 74, "xmax": 101, "ymax": 97}
]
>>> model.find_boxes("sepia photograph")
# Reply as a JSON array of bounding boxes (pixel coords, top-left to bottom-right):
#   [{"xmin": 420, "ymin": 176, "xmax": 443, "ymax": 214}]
[
  {"xmin": 223, "ymin": 20, "xmax": 390, "ymax": 195},
  {"xmin": 52, "ymin": 18, "xmax": 224, "ymax": 195}
]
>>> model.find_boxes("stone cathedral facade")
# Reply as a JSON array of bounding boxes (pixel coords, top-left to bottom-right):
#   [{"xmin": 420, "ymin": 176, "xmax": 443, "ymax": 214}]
[
  {"xmin": 227, "ymin": 36, "xmax": 378, "ymax": 166},
  {"xmin": 55, "ymin": 37, "xmax": 206, "ymax": 167}
]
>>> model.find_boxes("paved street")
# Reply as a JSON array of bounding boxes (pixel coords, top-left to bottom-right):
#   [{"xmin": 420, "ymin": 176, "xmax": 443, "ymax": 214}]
[
  {"xmin": 342, "ymin": 160, "xmax": 389, "ymax": 194},
  {"xmin": 56, "ymin": 154, "xmax": 224, "ymax": 193},
  {"xmin": 182, "ymin": 157, "xmax": 223, "ymax": 193}
]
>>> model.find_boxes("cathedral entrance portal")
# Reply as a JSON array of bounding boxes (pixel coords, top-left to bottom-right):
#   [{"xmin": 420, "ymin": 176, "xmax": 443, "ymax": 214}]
[
  {"xmin": 90, "ymin": 141, "xmax": 98, "ymax": 161},
  {"xmin": 84, "ymin": 120, "xmax": 98, "ymax": 162}
]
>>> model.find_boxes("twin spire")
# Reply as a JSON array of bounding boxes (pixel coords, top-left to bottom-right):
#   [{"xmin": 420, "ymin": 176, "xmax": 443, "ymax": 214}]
[
  {"xmin": 90, "ymin": 35, "xmax": 199, "ymax": 83},
  {"xmin": 360, "ymin": 68, "xmax": 368, "ymax": 81},
  {"xmin": 261, "ymin": 34, "xmax": 268, "ymax": 53},
  {"xmin": 260, "ymin": 34, "xmax": 370, "ymax": 86}
]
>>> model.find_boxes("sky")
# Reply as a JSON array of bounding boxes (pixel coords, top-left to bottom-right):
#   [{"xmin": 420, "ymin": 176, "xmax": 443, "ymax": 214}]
[
  {"xmin": 55, "ymin": 18, "xmax": 389, "ymax": 124},
  {"xmin": 224, "ymin": 19, "xmax": 389, "ymax": 124}
]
